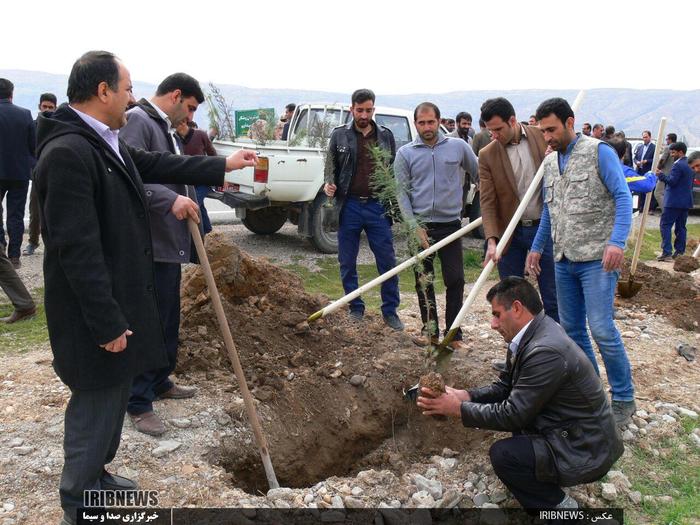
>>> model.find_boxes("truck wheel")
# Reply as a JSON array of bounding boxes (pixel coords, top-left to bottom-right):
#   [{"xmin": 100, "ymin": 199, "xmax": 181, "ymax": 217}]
[
  {"xmin": 241, "ymin": 207, "xmax": 288, "ymax": 235},
  {"xmin": 468, "ymin": 191, "xmax": 485, "ymax": 239},
  {"xmin": 309, "ymin": 194, "xmax": 338, "ymax": 254}
]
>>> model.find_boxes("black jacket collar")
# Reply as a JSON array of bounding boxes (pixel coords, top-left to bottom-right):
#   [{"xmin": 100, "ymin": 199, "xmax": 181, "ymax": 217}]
[{"xmin": 516, "ymin": 310, "xmax": 547, "ymax": 354}]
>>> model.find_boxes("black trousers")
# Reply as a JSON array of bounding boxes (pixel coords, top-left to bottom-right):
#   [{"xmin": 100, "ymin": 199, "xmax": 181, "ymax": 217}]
[
  {"xmin": 27, "ymin": 181, "xmax": 41, "ymax": 246},
  {"xmin": 489, "ymin": 435, "xmax": 565, "ymax": 508},
  {"xmin": 128, "ymin": 262, "xmax": 181, "ymax": 415},
  {"xmin": 60, "ymin": 378, "xmax": 132, "ymax": 522},
  {"xmin": 413, "ymin": 221, "xmax": 464, "ymax": 340}
]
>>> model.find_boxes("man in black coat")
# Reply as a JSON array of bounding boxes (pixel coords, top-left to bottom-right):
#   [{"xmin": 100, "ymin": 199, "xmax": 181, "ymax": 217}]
[
  {"xmin": 0, "ymin": 78, "xmax": 36, "ymax": 267},
  {"xmin": 34, "ymin": 50, "xmax": 257, "ymax": 525},
  {"xmin": 418, "ymin": 277, "xmax": 623, "ymax": 509}
]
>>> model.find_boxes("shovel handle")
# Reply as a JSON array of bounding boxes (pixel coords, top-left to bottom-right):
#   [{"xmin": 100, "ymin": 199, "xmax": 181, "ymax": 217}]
[{"xmin": 187, "ymin": 219, "xmax": 279, "ymax": 490}]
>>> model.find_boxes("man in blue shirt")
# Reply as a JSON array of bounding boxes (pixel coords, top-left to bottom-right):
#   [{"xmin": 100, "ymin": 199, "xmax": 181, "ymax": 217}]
[
  {"xmin": 526, "ymin": 98, "xmax": 635, "ymax": 427},
  {"xmin": 655, "ymin": 142, "xmax": 695, "ymax": 260}
]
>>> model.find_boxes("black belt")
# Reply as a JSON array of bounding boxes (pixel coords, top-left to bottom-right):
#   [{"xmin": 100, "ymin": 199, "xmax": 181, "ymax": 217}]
[
  {"xmin": 520, "ymin": 219, "xmax": 540, "ymax": 227},
  {"xmin": 350, "ymin": 195, "xmax": 376, "ymax": 203}
]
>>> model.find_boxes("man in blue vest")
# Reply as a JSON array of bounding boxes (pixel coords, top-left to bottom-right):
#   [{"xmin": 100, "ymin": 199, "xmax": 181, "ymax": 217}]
[{"xmin": 526, "ymin": 98, "xmax": 636, "ymax": 427}]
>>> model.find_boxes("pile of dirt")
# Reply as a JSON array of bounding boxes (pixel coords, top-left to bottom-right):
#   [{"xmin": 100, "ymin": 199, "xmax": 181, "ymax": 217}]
[
  {"xmin": 619, "ymin": 261, "xmax": 699, "ymax": 332},
  {"xmin": 177, "ymin": 233, "xmax": 493, "ymax": 493},
  {"xmin": 673, "ymin": 255, "xmax": 699, "ymax": 273}
]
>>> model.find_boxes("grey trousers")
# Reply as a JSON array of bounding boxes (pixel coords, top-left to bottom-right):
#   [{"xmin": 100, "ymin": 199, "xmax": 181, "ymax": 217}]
[
  {"xmin": 0, "ymin": 249, "xmax": 33, "ymax": 311},
  {"xmin": 654, "ymin": 181, "xmax": 665, "ymax": 213},
  {"xmin": 60, "ymin": 378, "xmax": 132, "ymax": 521}
]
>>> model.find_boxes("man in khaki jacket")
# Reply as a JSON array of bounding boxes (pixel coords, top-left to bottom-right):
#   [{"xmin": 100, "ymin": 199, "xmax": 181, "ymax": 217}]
[{"xmin": 478, "ymin": 97, "xmax": 558, "ymax": 322}]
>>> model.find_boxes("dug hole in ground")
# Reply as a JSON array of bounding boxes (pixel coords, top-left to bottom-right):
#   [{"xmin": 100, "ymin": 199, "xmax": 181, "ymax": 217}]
[{"xmin": 0, "ymin": 230, "xmax": 698, "ymax": 523}]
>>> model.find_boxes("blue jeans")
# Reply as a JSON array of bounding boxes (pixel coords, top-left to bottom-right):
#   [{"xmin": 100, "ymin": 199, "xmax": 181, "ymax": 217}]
[
  {"xmin": 337, "ymin": 197, "xmax": 399, "ymax": 317},
  {"xmin": 555, "ymin": 257, "xmax": 634, "ymax": 401},
  {"xmin": 659, "ymin": 207, "xmax": 688, "ymax": 256},
  {"xmin": 497, "ymin": 225, "xmax": 558, "ymax": 322}
]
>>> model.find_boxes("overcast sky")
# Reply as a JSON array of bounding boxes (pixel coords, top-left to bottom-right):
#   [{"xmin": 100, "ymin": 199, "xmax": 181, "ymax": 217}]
[{"xmin": 3, "ymin": 0, "xmax": 698, "ymax": 94}]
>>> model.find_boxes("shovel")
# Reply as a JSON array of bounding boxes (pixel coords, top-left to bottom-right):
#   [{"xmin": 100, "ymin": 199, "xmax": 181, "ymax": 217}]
[
  {"xmin": 618, "ymin": 117, "xmax": 666, "ymax": 298},
  {"xmin": 187, "ymin": 218, "xmax": 280, "ymax": 490}
]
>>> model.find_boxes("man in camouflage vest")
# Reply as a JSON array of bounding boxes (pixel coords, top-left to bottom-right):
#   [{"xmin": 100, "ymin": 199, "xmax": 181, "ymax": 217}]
[{"xmin": 526, "ymin": 98, "xmax": 636, "ymax": 427}]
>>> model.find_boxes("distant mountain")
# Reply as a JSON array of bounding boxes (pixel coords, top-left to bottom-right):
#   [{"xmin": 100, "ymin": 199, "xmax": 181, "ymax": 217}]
[{"xmin": 3, "ymin": 69, "xmax": 698, "ymax": 144}]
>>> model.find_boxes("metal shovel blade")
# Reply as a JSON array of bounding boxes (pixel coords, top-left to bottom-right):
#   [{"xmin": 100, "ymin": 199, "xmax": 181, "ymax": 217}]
[
  {"xmin": 617, "ymin": 278, "xmax": 642, "ymax": 299},
  {"xmin": 403, "ymin": 383, "xmax": 420, "ymax": 402}
]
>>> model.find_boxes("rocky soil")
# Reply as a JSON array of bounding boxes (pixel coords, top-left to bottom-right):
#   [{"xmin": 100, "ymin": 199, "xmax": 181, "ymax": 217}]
[{"xmin": 1, "ymin": 228, "xmax": 699, "ymax": 524}]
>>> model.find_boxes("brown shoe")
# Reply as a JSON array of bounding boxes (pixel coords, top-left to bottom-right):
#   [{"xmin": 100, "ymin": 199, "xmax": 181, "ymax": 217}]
[
  {"xmin": 10, "ymin": 257, "xmax": 20, "ymax": 269},
  {"xmin": 412, "ymin": 334, "xmax": 440, "ymax": 347},
  {"xmin": 129, "ymin": 411, "xmax": 166, "ymax": 436},
  {"xmin": 448, "ymin": 340, "xmax": 470, "ymax": 352},
  {"xmin": 1, "ymin": 306, "xmax": 36, "ymax": 324},
  {"xmin": 158, "ymin": 384, "xmax": 197, "ymax": 399}
]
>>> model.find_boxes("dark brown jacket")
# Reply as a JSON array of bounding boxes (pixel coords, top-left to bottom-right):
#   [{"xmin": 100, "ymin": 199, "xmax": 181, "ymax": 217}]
[{"xmin": 478, "ymin": 125, "xmax": 547, "ymax": 244}]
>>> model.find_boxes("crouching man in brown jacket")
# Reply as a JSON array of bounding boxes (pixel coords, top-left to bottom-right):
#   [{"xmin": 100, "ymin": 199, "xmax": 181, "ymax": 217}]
[{"xmin": 418, "ymin": 277, "xmax": 623, "ymax": 509}]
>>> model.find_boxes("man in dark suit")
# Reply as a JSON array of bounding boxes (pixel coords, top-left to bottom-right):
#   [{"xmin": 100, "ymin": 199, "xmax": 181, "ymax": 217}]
[
  {"xmin": 653, "ymin": 133, "xmax": 678, "ymax": 215},
  {"xmin": 634, "ymin": 130, "xmax": 657, "ymax": 211},
  {"xmin": 0, "ymin": 78, "xmax": 36, "ymax": 268},
  {"xmin": 634, "ymin": 130, "xmax": 656, "ymax": 174},
  {"xmin": 478, "ymin": 97, "xmax": 558, "ymax": 322},
  {"xmin": 655, "ymin": 142, "xmax": 695, "ymax": 260},
  {"xmin": 418, "ymin": 277, "xmax": 623, "ymax": 509},
  {"xmin": 34, "ymin": 50, "xmax": 257, "ymax": 525}
]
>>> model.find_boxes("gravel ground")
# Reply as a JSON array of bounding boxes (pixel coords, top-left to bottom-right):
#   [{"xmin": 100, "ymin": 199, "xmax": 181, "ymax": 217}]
[{"xmin": 1, "ymin": 222, "xmax": 700, "ymax": 524}]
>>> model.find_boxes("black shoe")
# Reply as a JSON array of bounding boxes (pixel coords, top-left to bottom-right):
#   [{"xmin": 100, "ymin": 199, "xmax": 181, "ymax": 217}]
[
  {"xmin": 349, "ymin": 310, "xmax": 364, "ymax": 322},
  {"xmin": 656, "ymin": 254, "xmax": 672, "ymax": 262},
  {"xmin": 60, "ymin": 511, "xmax": 76, "ymax": 525},
  {"xmin": 611, "ymin": 400, "xmax": 636, "ymax": 427},
  {"xmin": 22, "ymin": 243, "xmax": 38, "ymax": 256},
  {"xmin": 672, "ymin": 252, "xmax": 684, "ymax": 259},
  {"xmin": 0, "ymin": 306, "xmax": 36, "ymax": 323},
  {"xmin": 10, "ymin": 257, "xmax": 20, "ymax": 269},
  {"xmin": 383, "ymin": 313, "xmax": 404, "ymax": 331},
  {"xmin": 491, "ymin": 360, "xmax": 507, "ymax": 373},
  {"xmin": 101, "ymin": 470, "xmax": 138, "ymax": 490}
]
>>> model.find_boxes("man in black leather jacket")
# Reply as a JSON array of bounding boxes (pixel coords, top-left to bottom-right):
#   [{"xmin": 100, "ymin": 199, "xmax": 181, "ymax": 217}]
[
  {"xmin": 418, "ymin": 277, "xmax": 623, "ymax": 509},
  {"xmin": 324, "ymin": 88, "xmax": 402, "ymax": 331}
]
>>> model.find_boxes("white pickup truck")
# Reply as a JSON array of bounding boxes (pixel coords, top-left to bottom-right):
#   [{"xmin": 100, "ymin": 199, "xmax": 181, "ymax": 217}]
[{"xmin": 213, "ymin": 103, "xmax": 476, "ymax": 253}]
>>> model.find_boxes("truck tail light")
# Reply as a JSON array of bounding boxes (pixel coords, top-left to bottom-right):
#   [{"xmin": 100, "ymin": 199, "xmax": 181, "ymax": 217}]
[{"xmin": 254, "ymin": 157, "xmax": 269, "ymax": 183}]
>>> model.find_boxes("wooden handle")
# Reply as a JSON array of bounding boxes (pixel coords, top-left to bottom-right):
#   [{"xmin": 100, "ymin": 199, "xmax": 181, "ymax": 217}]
[{"xmin": 187, "ymin": 219, "xmax": 279, "ymax": 489}]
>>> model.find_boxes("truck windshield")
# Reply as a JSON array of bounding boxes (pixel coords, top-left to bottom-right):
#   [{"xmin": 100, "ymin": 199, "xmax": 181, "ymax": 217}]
[{"xmin": 294, "ymin": 108, "xmax": 344, "ymax": 142}]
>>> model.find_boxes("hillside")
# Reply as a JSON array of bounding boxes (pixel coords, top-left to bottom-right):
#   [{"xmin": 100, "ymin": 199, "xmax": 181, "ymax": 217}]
[{"xmin": 3, "ymin": 69, "xmax": 698, "ymax": 144}]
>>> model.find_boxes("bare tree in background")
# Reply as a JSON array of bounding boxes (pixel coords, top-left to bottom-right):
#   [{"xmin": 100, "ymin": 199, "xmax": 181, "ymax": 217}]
[{"xmin": 207, "ymin": 82, "xmax": 235, "ymax": 141}]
